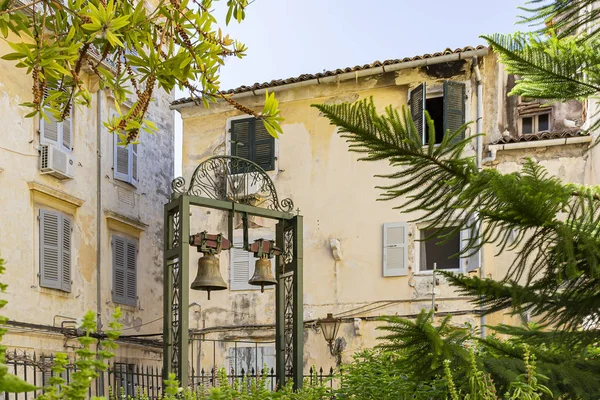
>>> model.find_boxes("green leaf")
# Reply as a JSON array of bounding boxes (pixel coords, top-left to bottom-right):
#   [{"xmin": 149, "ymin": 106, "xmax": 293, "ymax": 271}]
[{"xmin": 0, "ymin": 373, "xmax": 38, "ymax": 393}]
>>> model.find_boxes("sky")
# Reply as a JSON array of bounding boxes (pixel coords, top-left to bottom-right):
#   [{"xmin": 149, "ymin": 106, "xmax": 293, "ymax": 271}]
[{"xmin": 174, "ymin": 0, "xmax": 529, "ymax": 176}]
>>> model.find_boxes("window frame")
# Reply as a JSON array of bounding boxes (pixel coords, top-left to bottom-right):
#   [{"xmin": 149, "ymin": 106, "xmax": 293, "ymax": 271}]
[
  {"xmin": 226, "ymin": 115, "xmax": 278, "ymax": 173},
  {"xmin": 111, "ymin": 234, "xmax": 138, "ymax": 307},
  {"xmin": 112, "ymin": 109, "xmax": 139, "ymax": 187},
  {"xmin": 519, "ymin": 112, "xmax": 552, "ymax": 135},
  {"xmin": 39, "ymin": 208, "xmax": 72, "ymax": 292},
  {"xmin": 414, "ymin": 223, "xmax": 472, "ymax": 275}
]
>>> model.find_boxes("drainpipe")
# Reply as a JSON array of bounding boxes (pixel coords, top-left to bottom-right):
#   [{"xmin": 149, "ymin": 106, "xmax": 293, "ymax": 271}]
[
  {"xmin": 96, "ymin": 90, "xmax": 104, "ymax": 395},
  {"xmin": 472, "ymin": 56, "xmax": 486, "ymax": 338}
]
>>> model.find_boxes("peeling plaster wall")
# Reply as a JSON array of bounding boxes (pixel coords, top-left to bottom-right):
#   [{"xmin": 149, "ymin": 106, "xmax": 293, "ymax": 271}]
[
  {"xmin": 179, "ymin": 54, "xmax": 593, "ymax": 371},
  {"xmin": 0, "ymin": 37, "xmax": 173, "ymax": 364}
]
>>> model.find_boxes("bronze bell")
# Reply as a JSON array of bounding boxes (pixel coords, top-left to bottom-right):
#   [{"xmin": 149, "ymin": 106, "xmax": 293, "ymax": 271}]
[
  {"xmin": 191, "ymin": 254, "xmax": 227, "ymax": 299},
  {"xmin": 249, "ymin": 257, "xmax": 277, "ymax": 292}
]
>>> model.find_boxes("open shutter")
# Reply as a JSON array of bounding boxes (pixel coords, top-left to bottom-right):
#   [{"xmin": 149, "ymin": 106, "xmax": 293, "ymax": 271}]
[
  {"xmin": 383, "ymin": 222, "xmax": 409, "ymax": 277},
  {"xmin": 40, "ymin": 113, "xmax": 60, "ymax": 145},
  {"xmin": 409, "ymin": 83, "xmax": 426, "ymax": 145},
  {"xmin": 62, "ymin": 114, "xmax": 72, "ymax": 151},
  {"xmin": 40, "ymin": 210, "xmax": 62, "ymax": 289},
  {"xmin": 231, "ymin": 119, "xmax": 252, "ymax": 163},
  {"xmin": 443, "ymin": 81, "xmax": 466, "ymax": 143},
  {"xmin": 61, "ymin": 215, "xmax": 72, "ymax": 292},
  {"xmin": 114, "ymin": 133, "xmax": 130, "ymax": 182},
  {"xmin": 112, "ymin": 236, "xmax": 127, "ymax": 304},
  {"xmin": 130, "ymin": 143, "xmax": 138, "ymax": 186},
  {"xmin": 253, "ymin": 121, "xmax": 275, "ymax": 171},
  {"xmin": 125, "ymin": 239, "xmax": 137, "ymax": 306},
  {"xmin": 461, "ymin": 214, "xmax": 481, "ymax": 272},
  {"xmin": 230, "ymin": 236, "xmax": 252, "ymax": 290}
]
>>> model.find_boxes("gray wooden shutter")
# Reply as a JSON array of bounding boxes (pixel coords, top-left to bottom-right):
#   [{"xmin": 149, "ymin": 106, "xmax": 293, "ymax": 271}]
[
  {"xmin": 409, "ymin": 83, "xmax": 426, "ymax": 145},
  {"xmin": 383, "ymin": 222, "xmax": 409, "ymax": 277},
  {"xmin": 112, "ymin": 236, "xmax": 127, "ymax": 304},
  {"xmin": 253, "ymin": 121, "xmax": 275, "ymax": 171},
  {"xmin": 461, "ymin": 214, "xmax": 481, "ymax": 272},
  {"xmin": 443, "ymin": 81, "xmax": 466, "ymax": 143},
  {"xmin": 61, "ymin": 215, "xmax": 72, "ymax": 292},
  {"xmin": 40, "ymin": 210, "xmax": 62, "ymax": 289},
  {"xmin": 230, "ymin": 119, "xmax": 252, "ymax": 159},
  {"xmin": 230, "ymin": 236, "xmax": 252, "ymax": 290},
  {"xmin": 125, "ymin": 239, "xmax": 137, "ymax": 306}
]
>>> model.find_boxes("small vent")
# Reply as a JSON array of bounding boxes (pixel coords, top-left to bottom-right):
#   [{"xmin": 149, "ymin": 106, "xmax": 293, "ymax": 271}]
[{"xmin": 40, "ymin": 146, "xmax": 49, "ymax": 170}]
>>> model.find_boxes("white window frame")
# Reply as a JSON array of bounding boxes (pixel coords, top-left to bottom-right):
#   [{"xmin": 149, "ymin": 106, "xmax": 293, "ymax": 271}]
[
  {"xmin": 414, "ymin": 223, "xmax": 469, "ymax": 274},
  {"xmin": 520, "ymin": 112, "xmax": 552, "ymax": 135},
  {"xmin": 40, "ymin": 112, "xmax": 73, "ymax": 153},
  {"xmin": 112, "ymin": 110, "xmax": 139, "ymax": 187}
]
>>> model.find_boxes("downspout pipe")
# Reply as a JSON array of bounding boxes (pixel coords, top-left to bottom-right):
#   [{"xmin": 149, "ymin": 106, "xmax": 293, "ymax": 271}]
[
  {"xmin": 472, "ymin": 56, "xmax": 486, "ymax": 338},
  {"xmin": 96, "ymin": 89, "xmax": 104, "ymax": 396}
]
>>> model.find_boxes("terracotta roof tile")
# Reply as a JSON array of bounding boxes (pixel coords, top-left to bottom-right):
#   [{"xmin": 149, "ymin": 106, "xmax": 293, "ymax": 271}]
[
  {"xmin": 491, "ymin": 130, "xmax": 589, "ymax": 145},
  {"xmin": 172, "ymin": 45, "xmax": 486, "ymax": 106}
]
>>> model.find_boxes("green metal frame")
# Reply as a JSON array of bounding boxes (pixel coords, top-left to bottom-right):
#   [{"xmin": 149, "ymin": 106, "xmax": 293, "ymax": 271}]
[{"xmin": 163, "ymin": 157, "xmax": 303, "ymax": 390}]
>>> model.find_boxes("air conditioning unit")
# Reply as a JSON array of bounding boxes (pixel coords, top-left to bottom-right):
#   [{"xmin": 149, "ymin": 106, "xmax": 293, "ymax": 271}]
[
  {"xmin": 229, "ymin": 173, "xmax": 269, "ymax": 199},
  {"xmin": 40, "ymin": 144, "xmax": 74, "ymax": 180}
]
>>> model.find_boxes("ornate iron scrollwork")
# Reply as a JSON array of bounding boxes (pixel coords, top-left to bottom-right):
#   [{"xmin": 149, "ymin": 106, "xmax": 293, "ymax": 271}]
[{"xmin": 171, "ymin": 156, "xmax": 294, "ymax": 213}]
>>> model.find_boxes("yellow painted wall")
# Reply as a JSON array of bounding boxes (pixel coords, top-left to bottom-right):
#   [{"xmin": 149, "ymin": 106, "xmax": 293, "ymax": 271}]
[{"xmin": 178, "ymin": 53, "xmax": 592, "ymax": 372}]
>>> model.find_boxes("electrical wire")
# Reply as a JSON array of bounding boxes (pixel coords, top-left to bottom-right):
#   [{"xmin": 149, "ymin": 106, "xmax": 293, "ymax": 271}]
[{"xmin": 120, "ymin": 316, "xmax": 163, "ymax": 331}]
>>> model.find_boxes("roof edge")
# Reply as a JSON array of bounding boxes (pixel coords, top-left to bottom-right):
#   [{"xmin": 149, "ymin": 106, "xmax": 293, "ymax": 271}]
[{"xmin": 171, "ymin": 45, "xmax": 488, "ymax": 110}]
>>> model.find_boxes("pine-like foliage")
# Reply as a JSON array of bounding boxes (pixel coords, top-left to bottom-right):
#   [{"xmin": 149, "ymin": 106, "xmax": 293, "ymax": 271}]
[{"xmin": 312, "ymin": 99, "xmax": 600, "ymax": 345}]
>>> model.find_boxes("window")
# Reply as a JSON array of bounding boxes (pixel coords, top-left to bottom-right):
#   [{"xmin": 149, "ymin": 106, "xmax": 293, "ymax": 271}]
[
  {"xmin": 409, "ymin": 81, "xmax": 466, "ymax": 145},
  {"xmin": 521, "ymin": 113, "xmax": 551, "ymax": 134},
  {"xmin": 383, "ymin": 222, "xmax": 409, "ymax": 277},
  {"xmin": 40, "ymin": 102, "xmax": 72, "ymax": 153},
  {"xmin": 113, "ymin": 363, "xmax": 136, "ymax": 396},
  {"xmin": 39, "ymin": 209, "xmax": 72, "ymax": 292},
  {"xmin": 418, "ymin": 222, "xmax": 480, "ymax": 272},
  {"xmin": 230, "ymin": 232, "xmax": 275, "ymax": 290},
  {"xmin": 112, "ymin": 235, "xmax": 137, "ymax": 306},
  {"xmin": 113, "ymin": 111, "xmax": 138, "ymax": 186},
  {"xmin": 229, "ymin": 118, "xmax": 275, "ymax": 171}
]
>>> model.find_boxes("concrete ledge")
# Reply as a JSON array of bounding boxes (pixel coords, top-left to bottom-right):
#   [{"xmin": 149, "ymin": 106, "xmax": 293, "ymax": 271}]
[
  {"xmin": 105, "ymin": 209, "xmax": 147, "ymax": 238},
  {"xmin": 28, "ymin": 182, "xmax": 84, "ymax": 214}
]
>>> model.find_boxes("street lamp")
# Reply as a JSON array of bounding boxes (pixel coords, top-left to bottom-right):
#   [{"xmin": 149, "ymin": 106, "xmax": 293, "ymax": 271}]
[{"xmin": 318, "ymin": 313, "xmax": 340, "ymax": 355}]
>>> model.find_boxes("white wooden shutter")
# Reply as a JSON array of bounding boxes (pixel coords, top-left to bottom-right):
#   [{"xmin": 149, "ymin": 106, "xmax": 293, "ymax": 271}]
[
  {"xmin": 383, "ymin": 222, "xmax": 409, "ymax": 277},
  {"xmin": 40, "ymin": 210, "xmax": 62, "ymax": 289},
  {"xmin": 230, "ymin": 236, "xmax": 252, "ymax": 290},
  {"xmin": 61, "ymin": 114, "xmax": 72, "ymax": 152},
  {"xmin": 112, "ymin": 236, "xmax": 127, "ymax": 304},
  {"xmin": 125, "ymin": 239, "xmax": 137, "ymax": 306},
  {"xmin": 130, "ymin": 143, "xmax": 138, "ymax": 186},
  {"xmin": 61, "ymin": 215, "xmax": 72, "ymax": 292},
  {"xmin": 461, "ymin": 214, "xmax": 481, "ymax": 272},
  {"xmin": 112, "ymin": 110, "xmax": 131, "ymax": 183},
  {"xmin": 40, "ymin": 113, "xmax": 60, "ymax": 145}
]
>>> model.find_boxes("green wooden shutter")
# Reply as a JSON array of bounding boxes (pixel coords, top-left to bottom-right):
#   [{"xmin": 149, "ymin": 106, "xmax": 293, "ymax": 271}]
[
  {"xmin": 443, "ymin": 81, "xmax": 466, "ymax": 143},
  {"xmin": 253, "ymin": 121, "xmax": 275, "ymax": 171},
  {"xmin": 409, "ymin": 83, "xmax": 426, "ymax": 145},
  {"xmin": 112, "ymin": 236, "xmax": 127, "ymax": 304},
  {"xmin": 61, "ymin": 215, "xmax": 72, "ymax": 292},
  {"xmin": 125, "ymin": 239, "xmax": 137, "ymax": 306},
  {"xmin": 383, "ymin": 222, "xmax": 409, "ymax": 277},
  {"xmin": 40, "ymin": 210, "xmax": 62, "ymax": 289}
]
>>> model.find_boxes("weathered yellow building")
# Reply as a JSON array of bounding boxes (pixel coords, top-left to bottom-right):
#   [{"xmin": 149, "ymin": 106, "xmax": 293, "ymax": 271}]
[
  {"xmin": 172, "ymin": 45, "xmax": 595, "ymax": 375},
  {"xmin": 0, "ymin": 34, "xmax": 174, "ymax": 392}
]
